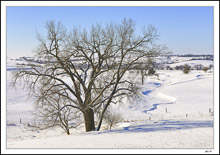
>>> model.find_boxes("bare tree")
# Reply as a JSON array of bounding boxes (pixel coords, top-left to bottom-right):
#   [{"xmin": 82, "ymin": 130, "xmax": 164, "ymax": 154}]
[
  {"xmin": 33, "ymin": 86, "xmax": 82, "ymax": 135},
  {"xmin": 13, "ymin": 18, "xmax": 166, "ymax": 132}
]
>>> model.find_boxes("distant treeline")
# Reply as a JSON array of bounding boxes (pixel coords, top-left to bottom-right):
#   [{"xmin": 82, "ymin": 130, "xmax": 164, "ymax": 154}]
[{"xmin": 168, "ymin": 54, "xmax": 213, "ymax": 57}]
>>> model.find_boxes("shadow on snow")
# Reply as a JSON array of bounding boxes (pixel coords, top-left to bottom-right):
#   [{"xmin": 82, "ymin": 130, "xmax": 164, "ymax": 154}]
[{"xmin": 93, "ymin": 120, "xmax": 213, "ymax": 135}]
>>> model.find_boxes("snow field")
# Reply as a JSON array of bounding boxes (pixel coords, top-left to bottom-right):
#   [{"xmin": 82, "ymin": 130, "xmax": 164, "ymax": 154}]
[
  {"xmin": 7, "ymin": 127, "xmax": 213, "ymax": 148},
  {"xmin": 6, "ymin": 58, "xmax": 214, "ymax": 148}
]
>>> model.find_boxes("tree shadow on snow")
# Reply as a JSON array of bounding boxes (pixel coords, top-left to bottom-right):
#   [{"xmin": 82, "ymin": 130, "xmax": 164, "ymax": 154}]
[{"xmin": 95, "ymin": 120, "xmax": 213, "ymax": 135}]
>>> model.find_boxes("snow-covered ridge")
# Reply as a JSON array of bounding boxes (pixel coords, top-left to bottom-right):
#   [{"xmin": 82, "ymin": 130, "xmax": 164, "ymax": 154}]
[{"xmin": 7, "ymin": 55, "xmax": 213, "ymax": 69}]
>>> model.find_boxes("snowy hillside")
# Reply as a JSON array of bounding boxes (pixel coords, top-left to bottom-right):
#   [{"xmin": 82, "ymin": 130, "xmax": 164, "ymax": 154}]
[
  {"xmin": 6, "ymin": 57, "xmax": 214, "ymax": 149},
  {"xmin": 168, "ymin": 60, "xmax": 213, "ymax": 68}
]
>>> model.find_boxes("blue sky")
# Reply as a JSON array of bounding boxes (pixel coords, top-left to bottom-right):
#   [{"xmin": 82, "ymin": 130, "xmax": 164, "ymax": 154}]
[{"xmin": 7, "ymin": 6, "xmax": 214, "ymax": 58}]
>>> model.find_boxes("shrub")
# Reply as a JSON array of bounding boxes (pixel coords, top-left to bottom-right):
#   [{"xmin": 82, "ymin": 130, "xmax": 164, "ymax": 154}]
[
  {"xmin": 183, "ymin": 64, "xmax": 191, "ymax": 74},
  {"xmin": 103, "ymin": 110, "xmax": 123, "ymax": 130},
  {"xmin": 202, "ymin": 67, "xmax": 209, "ymax": 72}
]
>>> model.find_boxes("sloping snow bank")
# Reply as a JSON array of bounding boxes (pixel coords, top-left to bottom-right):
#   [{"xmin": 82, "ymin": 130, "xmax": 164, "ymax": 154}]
[{"xmin": 150, "ymin": 70, "xmax": 214, "ymax": 120}]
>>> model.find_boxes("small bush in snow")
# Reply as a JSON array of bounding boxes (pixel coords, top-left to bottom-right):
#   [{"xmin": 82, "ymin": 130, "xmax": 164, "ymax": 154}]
[
  {"xmin": 183, "ymin": 64, "xmax": 191, "ymax": 74},
  {"xmin": 103, "ymin": 110, "xmax": 123, "ymax": 130},
  {"xmin": 202, "ymin": 67, "xmax": 209, "ymax": 72}
]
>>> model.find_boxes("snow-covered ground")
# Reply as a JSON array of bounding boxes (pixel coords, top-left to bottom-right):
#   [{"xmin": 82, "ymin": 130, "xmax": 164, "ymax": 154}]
[
  {"xmin": 7, "ymin": 127, "xmax": 213, "ymax": 149},
  {"xmin": 4, "ymin": 58, "xmax": 216, "ymax": 151}
]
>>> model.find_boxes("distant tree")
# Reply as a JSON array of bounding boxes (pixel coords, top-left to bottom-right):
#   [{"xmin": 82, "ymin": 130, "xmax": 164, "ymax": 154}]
[
  {"xmin": 13, "ymin": 19, "xmax": 166, "ymax": 132},
  {"xmin": 140, "ymin": 68, "xmax": 145, "ymax": 85},
  {"xmin": 183, "ymin": 64, "xmax": 191, "ymax": 74},
  {"xmin": 195, "ymin": 64, "xmax": 203, "ymax": 70},
  {"xmin": 140, "ymin": 57, "xmax": 156, "ymax": 85},
  {"xmin": 175, "ymin": 65, "xmax": 184, "ymax": 70},
  {"xmin": 146, "ymin": 57, "xmax": 156, "ymax": 75},
  {"xmin": 175, "ymin": 65, "xmax": 180, "ymax": 70},
  {"xmin": 166, "ymin": 66, "xmax": 171, "ymax": 70},
  {"xmin": 202, "ymin": 67, "xmax": 209, "ymax": 72}
]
